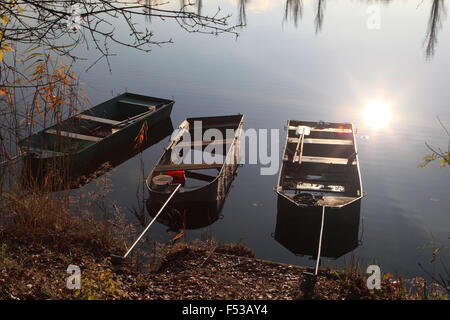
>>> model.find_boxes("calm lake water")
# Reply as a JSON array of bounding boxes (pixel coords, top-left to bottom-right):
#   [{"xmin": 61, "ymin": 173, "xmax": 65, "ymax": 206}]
[{"xmin": 72, "ymin": 0, "xmax": 449, "ymax": 279}]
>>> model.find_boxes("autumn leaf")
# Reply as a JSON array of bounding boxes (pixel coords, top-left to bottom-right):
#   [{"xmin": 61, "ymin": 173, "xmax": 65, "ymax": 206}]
[
  {"xmin": 430, "ymin": 247, "xmax": 440, "ymax": 263},
  {"xmin": 134, "ymin": 121, "xmax": 148, "ymax": 149},
  {"xmin": 1, "ymin": 14, "xmax": 8, "ymax": 26},
  {"xmin": 1, "ymin": 41, "xmax": 11, "ymax": 51},
  {"xmin": 79, "ymin": 88, "xmax": 88, "ymax": 98},
  {"xmin": 0, "ymin": 41, "xmax": 12, "ymax": 62},
  {"xmin": 419, "ymin": 154, "xmax": 438, "ymax": 168},
  {"xmin": 35, "ymin": 97, "xmax": 43, "ymax": 117},
  {"xmin": 170, "ymin": 230, "xmax": 185, "ymax": 243}
]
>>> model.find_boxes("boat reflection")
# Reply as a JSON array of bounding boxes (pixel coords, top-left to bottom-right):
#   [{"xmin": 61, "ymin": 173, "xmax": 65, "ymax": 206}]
[
  {"xmin": 146, "ymin": 198, "xmax": 226, "ymax": 232},
  {"xmin": 274, "ymin": 194, "xmax": 361, "ymax": 259},
  {"xmin": 23, "ymin": 117, "xmax": 174, "ymax": 189}
]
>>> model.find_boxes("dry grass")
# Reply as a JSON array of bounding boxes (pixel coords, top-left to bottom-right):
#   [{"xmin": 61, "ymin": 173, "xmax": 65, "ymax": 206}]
[
  {"xmin": 1, "ymin": 176, "xmax": 122, "ymax": 249},
  {"xmin": 0, "ymin": 167, "xmax": 133, "ymax": 300}
]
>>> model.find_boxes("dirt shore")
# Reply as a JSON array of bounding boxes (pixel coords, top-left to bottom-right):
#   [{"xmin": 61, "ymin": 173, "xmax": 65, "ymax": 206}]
[{"xmin": 2, "ymin": 231, "xmax": 440, "ymax": 300}]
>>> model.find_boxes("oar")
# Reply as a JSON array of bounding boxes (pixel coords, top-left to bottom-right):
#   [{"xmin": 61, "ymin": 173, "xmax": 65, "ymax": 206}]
[
  {"xmin": 111, "ymin": 184, "xmax": 181, "ymax": 265},
  {"xmin": 113, "ymin": 107, "xmax": 156, "ymax": 128},
  {"xmin": 293, "ymin": 126, "xmax": 308, "ymax": 163},
  {"xmin": 293, "ymin": 131, "xmax": 303, "ymax": 163},
  {"xmin": 314, "ymin": 205, "xmax": 326, "ymax": 276}
]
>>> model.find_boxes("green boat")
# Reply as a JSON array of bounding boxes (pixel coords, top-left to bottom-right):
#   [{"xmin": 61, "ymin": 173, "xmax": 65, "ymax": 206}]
[{"xmin": 19, "ymin": 92, "xmax": 174, "ymax": 180}]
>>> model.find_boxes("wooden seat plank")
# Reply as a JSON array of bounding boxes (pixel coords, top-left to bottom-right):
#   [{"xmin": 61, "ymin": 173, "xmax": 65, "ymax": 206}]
[
  {"xmin": 175, "ymin": 139, "xmax": 234, "ymax": 148},
  {"xmin": 304, "ymin": 138, "xmax": 353, "ymax": 145},
  {"xmin": 288, "ymin": 126, "xmax": 352, "ymax": 134},
  {"xmin": 288, "ymin": 137, "xmax": 353, "ymax": 145},
  {"xmin": 22, "ymin": 147, "xmax": 66, "ymax": 157},
  {"xmin": 301, "ymin": 156, "xmax": 356, "ymax": 165},
  {"xmin": 45, "ymin": 129, "xmax": 102, "ymax": 142},
  {"xmin": 118, "ymin": 100, "xmax": 157, "ymax": 109},
  {"xmin": 154, "ymin": 163, "xmax": 223, "ymax": 172},
  {"xmin": 79, "ymin": 114, "xmax": 121, "ymax": 126}
]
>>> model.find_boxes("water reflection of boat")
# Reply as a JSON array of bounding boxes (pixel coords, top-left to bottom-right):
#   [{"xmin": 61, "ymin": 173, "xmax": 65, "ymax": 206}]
[
  {"xmin": 146, "ymin": 198, "xmax": 226, "ymax": 232},
  {"xmin": 24, "ymin": 117, "xmax": 174, "ymax": 188},
  {"xmin": 146, "ymin": 115, "xmax": 243, "ymax": 204},
  {"xmin": 20, "ymin": 93, "xmax": 174, "ymax": 183},
  {"xmin": 276, "ymin": 120, "xmax": 363, "ymax": 271},
  {"xmin": 275, "ymin": 194, "xmax": 361, "ymax": 259}
]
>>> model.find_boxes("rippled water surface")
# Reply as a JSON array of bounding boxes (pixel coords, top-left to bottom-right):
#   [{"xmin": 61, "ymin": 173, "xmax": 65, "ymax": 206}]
[{"xmin": 73, "ymin": 0, "xmax": 449, "ymax": 278}]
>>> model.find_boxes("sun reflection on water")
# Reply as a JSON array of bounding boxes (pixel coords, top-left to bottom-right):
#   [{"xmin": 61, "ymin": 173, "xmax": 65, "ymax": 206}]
[{"xmin": 364, "ymin": 99, "xmax": 391, "ymax": 130}]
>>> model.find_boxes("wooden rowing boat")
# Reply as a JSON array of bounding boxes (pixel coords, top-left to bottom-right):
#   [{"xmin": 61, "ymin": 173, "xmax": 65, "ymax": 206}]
[
  {"xmin": 277, "ymin": 120, "xmax": 363, "ymax": 208},
  {"xmin": 19, "ymin": 93, "xmax": 174, "ymax": 180},
  {"xmin": 146, "ymin": 116, "xmax": 241, "ymax": 230},
  {"xmin": 146, "ymin": 114, "xmax": 244, "ymax": 205},
  {"xmin": 27, "ymin": 118, "xmax": 173, "ymax": 189},
  {"xmin": 275, "ymin": 120, "xmax": 363, "ymax": 263}
]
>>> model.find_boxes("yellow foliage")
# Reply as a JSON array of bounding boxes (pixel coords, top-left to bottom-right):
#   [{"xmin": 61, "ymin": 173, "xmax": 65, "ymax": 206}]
[
  {"xmin": 0, "ymin": 0, "xmax": 25, "ymax": 62},
  {"xmin": 134, "ymin": 121, "xmax": 149, "ymax": 149},
  {"xmin": 72, "ymin": 258, "xmax": 123, "ymax": 300},
  {"xmin": 1, "ymin": 14, "xmax": 8, "ymax": 26}
]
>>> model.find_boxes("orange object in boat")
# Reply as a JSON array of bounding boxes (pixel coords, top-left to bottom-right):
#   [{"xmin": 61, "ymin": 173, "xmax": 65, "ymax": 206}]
[{"xmin": 165, "ymin": 170, "xmax": 186, "ymax": 184}]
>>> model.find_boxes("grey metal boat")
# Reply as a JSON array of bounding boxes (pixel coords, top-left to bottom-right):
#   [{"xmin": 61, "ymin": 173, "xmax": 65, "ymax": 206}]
[{"xmin": 146, "ymin": 114, "xmax": 244, "ymax": 205}]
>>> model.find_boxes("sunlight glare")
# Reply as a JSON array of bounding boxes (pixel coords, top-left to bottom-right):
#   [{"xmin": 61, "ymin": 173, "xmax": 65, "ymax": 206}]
[{"xmin": 364, "ymin": 100, "xmax": 391, "ymax": 129}]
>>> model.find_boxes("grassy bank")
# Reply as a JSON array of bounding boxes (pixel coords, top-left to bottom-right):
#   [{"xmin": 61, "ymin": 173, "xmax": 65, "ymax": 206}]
[
  {"xmin": 0, "ymin": 173, "xmax": 447, "ymax": 300},
  {"xmin": 1, "ymin": 228, "xmax": 447, "ymax": 300}
]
